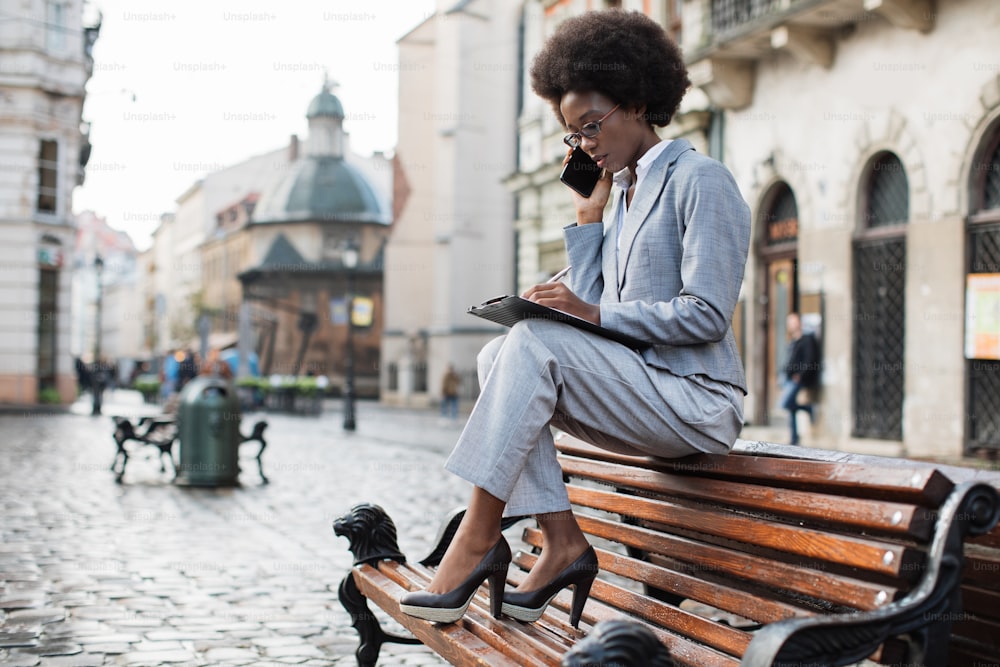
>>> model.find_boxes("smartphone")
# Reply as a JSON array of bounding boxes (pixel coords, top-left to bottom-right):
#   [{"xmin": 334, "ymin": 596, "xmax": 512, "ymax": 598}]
[{"xmin": 559, "ymin": 147, "xmax": 603, "ymax": 198}]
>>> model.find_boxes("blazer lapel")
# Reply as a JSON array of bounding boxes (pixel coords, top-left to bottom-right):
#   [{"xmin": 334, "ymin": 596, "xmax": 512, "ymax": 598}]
[
  {"xmin": 616, "ymin": 139, "xmax": 695, "ymax": 291},
  {"xmin": 602, "ymin": 188, "xmax": 624, "ymax": 302}
]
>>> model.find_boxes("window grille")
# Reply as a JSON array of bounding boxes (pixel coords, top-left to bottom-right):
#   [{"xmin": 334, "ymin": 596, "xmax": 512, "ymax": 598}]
[
  {"xmin": 978, "ymin": 133, "xmax": 1000, "ymax": 212},
  {"xmin": 711, "ymin": 0, "xmax": 779, "ymax": 34},
  {"xmin": 864, "ymin": 153, "xmax": 909, "ymax": 228},
  {"xmin": 966, "ymin": 123, "xmax": 1000, "ymax": 454},
  {"xmin": 852, "ymin": 239, "xmax": 906, "ymax": 440},
  {"xmin": 853, "ymin": 152, "xmax": 908, "ymax": 440}
]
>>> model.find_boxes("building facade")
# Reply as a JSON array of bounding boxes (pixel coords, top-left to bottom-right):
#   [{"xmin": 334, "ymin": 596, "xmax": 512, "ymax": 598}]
[
  {"xmin": 680, "ymin": 0, "xmax": 1000, "ymax": 458},
  {"xmin": 381, "ymin": 0, "xmax": 521, "ymax": 407},
  {"xmin": 510, "ymin": 0, "xmax": 1000, "ymax": 458},
  {"xmin": 70, "ymin": 210, "xmax": 141, "ymax": 384},
  {"xmin": 0, "ymin": 0, "xmax": 99, "ymax": 404}
]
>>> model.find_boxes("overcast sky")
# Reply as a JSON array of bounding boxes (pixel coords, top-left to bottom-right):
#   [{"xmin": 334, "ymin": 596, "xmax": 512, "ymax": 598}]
[{"xmin": 72, "ymin": 0, "xmax": 437, "ymax": 250}]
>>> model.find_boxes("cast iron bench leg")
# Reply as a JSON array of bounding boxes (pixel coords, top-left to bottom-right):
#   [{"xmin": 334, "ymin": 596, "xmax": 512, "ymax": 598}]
[
  {"xmin": 338, "ymin": 572, "xmax": 421, "ymax": 667},
  {"xmin": 240, "ymin": 420, "xmax": 268, "ymax": 484}
]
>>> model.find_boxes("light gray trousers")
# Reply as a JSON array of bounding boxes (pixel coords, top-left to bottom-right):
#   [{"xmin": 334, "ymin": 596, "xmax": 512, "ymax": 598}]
[{"xmin": 445, "ymin": 319, "xmax": 744, "ymax": 516}]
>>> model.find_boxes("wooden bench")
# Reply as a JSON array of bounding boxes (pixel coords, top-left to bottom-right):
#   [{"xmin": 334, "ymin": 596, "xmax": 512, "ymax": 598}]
[
  {"xmin": 110, "ymin": 415, "xmax": 269, "ymax": 484},
  {"xmin": 332, "ymin": 433, "xmax": 1000, "ymax": 667}
]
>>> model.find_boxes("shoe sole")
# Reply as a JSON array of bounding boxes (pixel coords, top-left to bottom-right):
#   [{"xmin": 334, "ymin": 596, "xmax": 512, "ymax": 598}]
[
  {"xmin": 501, "ymin": 595, "xmax": 557, "ymax": 623},
  {"xmin": 399, "ymin": 597, "xmax": 473, "ymax": 624}
]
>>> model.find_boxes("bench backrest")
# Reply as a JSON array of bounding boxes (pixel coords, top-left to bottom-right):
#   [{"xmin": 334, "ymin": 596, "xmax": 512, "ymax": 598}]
[{"xmin": 544, "ymin": 434, "xmax": 999, "ymax": 667}]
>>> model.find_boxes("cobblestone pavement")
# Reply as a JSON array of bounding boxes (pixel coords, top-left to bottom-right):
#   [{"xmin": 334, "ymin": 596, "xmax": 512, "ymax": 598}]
[{"xmin": 0, "ymin": 392, "xmax": 473, "ymax": 667}]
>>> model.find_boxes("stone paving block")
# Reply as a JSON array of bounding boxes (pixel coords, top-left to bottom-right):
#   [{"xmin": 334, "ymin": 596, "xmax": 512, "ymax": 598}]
[
  {"xmin": 35, "ymin": 653, "xmax": 105, "ymax": 667},
  {"xmin": 250, "ymin": 635, "xmax": 305, "ymax": 648},
  {"xmin": 145, "ymin": 627, "xmax": 226, "ymax": 641},
  {"xmin": 7, "ymin": 609, "xmax": 66, "ymax": 625},
  {"xmin": 0, "ymin": 650, "xmax": 42, "ymax": 666},
  {"xmin": 0, "ymin": 629, "xmax": 40, "ymax": 648},
  {"xmin": 16, "ymin": 641, "xmax": 82, "ymax": 656},
  {"xmin": 119, "ymin": 649, "xmax": 196, "ymax": 665},
  {"xmin": 74, "ymin": 643, "xmax": 130, "ymax": 655},
  {"xmin": 39, "ymin": 621, "xmax": 107, "ymax": 639},
  {"xmin": 266, "ymin": 656, "xmax": 311, "ymax": 664},
  {"xmin": 204, "ymin": 646, "xmax": 260, "ymax": 661},
  {"xmin": 73, "ymin": 633, "xmax": 142, "ymax": 646},
  {"xmin": 0, "ymin": 596, "xmax": 45, "ymax": 610}
]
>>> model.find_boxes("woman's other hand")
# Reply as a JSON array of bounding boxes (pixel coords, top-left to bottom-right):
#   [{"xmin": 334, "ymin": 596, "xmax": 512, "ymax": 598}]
[{"xmin": 522, "ymin": 281, "xmax": 601, "ymax": 325}]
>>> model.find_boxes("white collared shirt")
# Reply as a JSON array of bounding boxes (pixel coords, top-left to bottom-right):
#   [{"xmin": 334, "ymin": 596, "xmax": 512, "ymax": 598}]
[{"xmin": 613, "ymin": 139, "xmax": 671, "ymax": 252}]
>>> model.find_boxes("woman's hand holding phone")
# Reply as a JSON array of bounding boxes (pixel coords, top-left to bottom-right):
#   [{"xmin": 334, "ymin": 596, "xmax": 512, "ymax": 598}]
[{"xmin": 561, "ymin": 148, "xmax": 612, "ymax": 224}]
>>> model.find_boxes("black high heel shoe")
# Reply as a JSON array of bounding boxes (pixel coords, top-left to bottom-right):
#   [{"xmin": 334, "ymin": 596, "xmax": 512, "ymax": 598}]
[
  {"xmin": 399, "ymin": 536, "xmax": 511, "ymax": 623},
  {"xmin": 502, "ymin": 545, "xmax": 598, "ymax": 628}
]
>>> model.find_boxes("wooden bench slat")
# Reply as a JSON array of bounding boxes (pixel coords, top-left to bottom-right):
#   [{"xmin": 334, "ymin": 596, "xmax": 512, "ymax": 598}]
[
  {"xmin": 352, "ymin": 564, "xmax": 530, "ymax": 666},
  {"xmin": 574, "ymin": 514, "xmax": 900, "ymax": 610},
  {"xmin": 556, "ymin": 434, "xmax": 956, "ymax": 505},
  {"xmin": 518, "ymin": 528, "xmax": 807, "ymax": 625},
  {"xmin": 567, "ymin": 484, "xmax": 920, "ymax": 579},
  {"xmin": 959, "ymin": 583, "xmax": 1000, "ymax": 616},
  {"xmin": 511, "ymin": 548, "xmax": 751, "ymax": 658},
  {"xmin": 968, "ymin": 523, "xmax": 1000, "ymax": 548},
  {"xmin": 560, "ymin": 455, "xmax": 935, "ymax": 539},
  {"xmin": 946, "ymin": 642, "xmax": 1000, "ymax": 667},
  {"xmin": 951, "ymin": 615, "xmax": 1000, "ymax": 650},
  {"xmin": 597, "ymin": 546, "xmax": 806, "ymax": 625},
  {"xmin": 961, "ymin": 548, "xmax": 1000, "ymax": 590},
  {"xmin": 505, "ymin": 565, "xmax": 739, "ymax": 667}
]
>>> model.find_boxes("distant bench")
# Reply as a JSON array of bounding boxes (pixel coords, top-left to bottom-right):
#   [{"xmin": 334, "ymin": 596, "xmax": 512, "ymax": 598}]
[
  {"xmin": 333, "ymin": 433, "xmax": 1000, "ymax": 666},
  {"xmin": 110, "ymin": 415, "xmax": 269, "ymax": 484}
]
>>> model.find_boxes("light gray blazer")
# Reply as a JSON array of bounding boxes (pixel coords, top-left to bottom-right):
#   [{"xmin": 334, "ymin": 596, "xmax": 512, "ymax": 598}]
[{"xmin": 564, "ymin": 138, "xmax": 751, "ymax": 393}]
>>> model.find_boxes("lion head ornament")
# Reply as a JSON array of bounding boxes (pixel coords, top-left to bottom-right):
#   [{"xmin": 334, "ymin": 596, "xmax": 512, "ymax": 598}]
[
  {"xmin": 561, "ymin": 619, "xmax": 673, "ymax": 667},
  {"xmin": 333, "ymin": 503, "xmax": 407, "ymax": 566}
]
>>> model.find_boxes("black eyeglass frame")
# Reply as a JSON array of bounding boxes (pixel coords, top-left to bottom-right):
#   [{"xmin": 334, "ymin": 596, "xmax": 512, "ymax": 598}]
[{"xmin": 563, "ymin": 104, "xmax": 621, "ymax": 148}]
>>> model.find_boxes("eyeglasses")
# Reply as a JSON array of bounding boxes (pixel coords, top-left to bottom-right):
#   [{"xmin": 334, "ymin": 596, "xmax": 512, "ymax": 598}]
[{"xmin": 563, "ymin": 104, "xmax": 620, "ymax": 149}]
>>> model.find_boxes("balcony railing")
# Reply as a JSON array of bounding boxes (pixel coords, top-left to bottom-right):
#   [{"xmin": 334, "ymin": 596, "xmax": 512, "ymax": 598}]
[{"xmin": 710, "ymin": 0, "xmax": 782, "ymax": 34}]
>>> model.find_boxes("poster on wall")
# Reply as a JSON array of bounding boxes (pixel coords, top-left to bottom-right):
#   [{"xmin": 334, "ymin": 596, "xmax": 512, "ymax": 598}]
[{"xmin": 965, "ymin": 273, "xmax": 1000, "ymax": 360}]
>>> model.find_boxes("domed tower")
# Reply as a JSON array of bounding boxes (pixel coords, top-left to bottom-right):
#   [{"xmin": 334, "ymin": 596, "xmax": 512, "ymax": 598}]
[
  {"xmin": 240, "ymin": 79, "xmax": 392, "ymax": 396},
  {"xmin": 254, "ymin": 79, "xmax": 388, "ymax": 226},
  {"xmin": 305, "ymin": 77, "xmax": 346, "ymax": 158}
]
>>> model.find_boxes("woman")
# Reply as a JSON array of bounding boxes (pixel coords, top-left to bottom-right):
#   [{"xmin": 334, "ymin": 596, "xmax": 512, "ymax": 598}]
[{"xmin": 399, "ymin": 9, "xmax": 751, "ymax": 628}]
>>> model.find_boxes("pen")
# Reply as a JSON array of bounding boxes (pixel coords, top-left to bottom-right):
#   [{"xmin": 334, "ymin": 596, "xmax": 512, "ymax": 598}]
[{"xmin": 548, "ymin": 266, "xmax": 572, "ymax": 283}]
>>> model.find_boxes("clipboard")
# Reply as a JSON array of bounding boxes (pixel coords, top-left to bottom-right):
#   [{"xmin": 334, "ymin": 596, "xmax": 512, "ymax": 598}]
[{"xmin": 467, "ymin": 295, "xmax": 651, "ymax": 350}]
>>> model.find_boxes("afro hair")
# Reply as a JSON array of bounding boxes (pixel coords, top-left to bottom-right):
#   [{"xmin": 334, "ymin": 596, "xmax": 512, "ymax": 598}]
[{"xmin": 529, "ymin": 9, "xmax": 690, "ymax": 129}]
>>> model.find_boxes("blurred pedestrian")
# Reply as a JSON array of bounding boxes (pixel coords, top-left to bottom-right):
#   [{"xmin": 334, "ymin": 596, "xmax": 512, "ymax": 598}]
[
  {"xmin": 200, "ymin": 348, "xmax": 233, "ymax": 380},
  {"xmin": 177, "ymin": 349, "xmax": 198, "ymax": 391},
  {"xmin": 440, "ymin": 364, "xmax": 461, "ymax": 420},
  {"xmin": 780, "ymin": 312, "xmax": 820, "ymax": 445}
]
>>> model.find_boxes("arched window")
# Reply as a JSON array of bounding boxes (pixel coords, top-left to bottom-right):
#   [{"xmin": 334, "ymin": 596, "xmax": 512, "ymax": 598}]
[
  {"xmin": 762, "ymin": 181, "xmax": 798, "ymax": 247},
  {"xmin": 864, "ymin": 153, "xmax": 909, "ymax": 227},
  {"xmin": 966, "ymin": 123, "xmax": 1000, "ymax": 455},
  {"xmin": 853, "ymin": 151, "xmax": 908, "ymax": 440},
  {"xmin": 972, "ymin": 129, "xmax": 1000, "ymax": 216}
]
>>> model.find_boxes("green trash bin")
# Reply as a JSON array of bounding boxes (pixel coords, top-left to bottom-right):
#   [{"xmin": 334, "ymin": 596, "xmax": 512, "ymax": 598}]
[{"xmin": 175, "ymin": 376, "xmax": 241, "ymax": 486}]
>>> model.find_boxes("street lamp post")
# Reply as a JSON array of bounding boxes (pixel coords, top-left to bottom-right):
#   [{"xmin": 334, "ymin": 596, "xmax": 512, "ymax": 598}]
[
  {"xmin": 91, "ymin": 255, "xmax": 105, "ymax": 416},
  {"xmin": 342, "ymin": 240, "xmax": 359, "ymax": 431}
]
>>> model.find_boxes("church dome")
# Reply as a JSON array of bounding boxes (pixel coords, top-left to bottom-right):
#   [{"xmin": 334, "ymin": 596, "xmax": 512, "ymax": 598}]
[
  {"xmin": 253, "ymin": 156, "xmax": 388, "ymax": 225},
  {"xmin": 306, "ymin": 88, "xmax": 345, "ymax": 119}
]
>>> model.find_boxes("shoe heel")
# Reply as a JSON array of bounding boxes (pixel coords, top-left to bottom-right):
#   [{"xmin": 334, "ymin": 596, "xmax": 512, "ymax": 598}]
[
  {"xmin": 488, "ymin": 566, "xmax": 508, "ymax": 619},
  {"xmin": 568, "ymin": 576, "xmax": 595, "ymax": 628}
]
